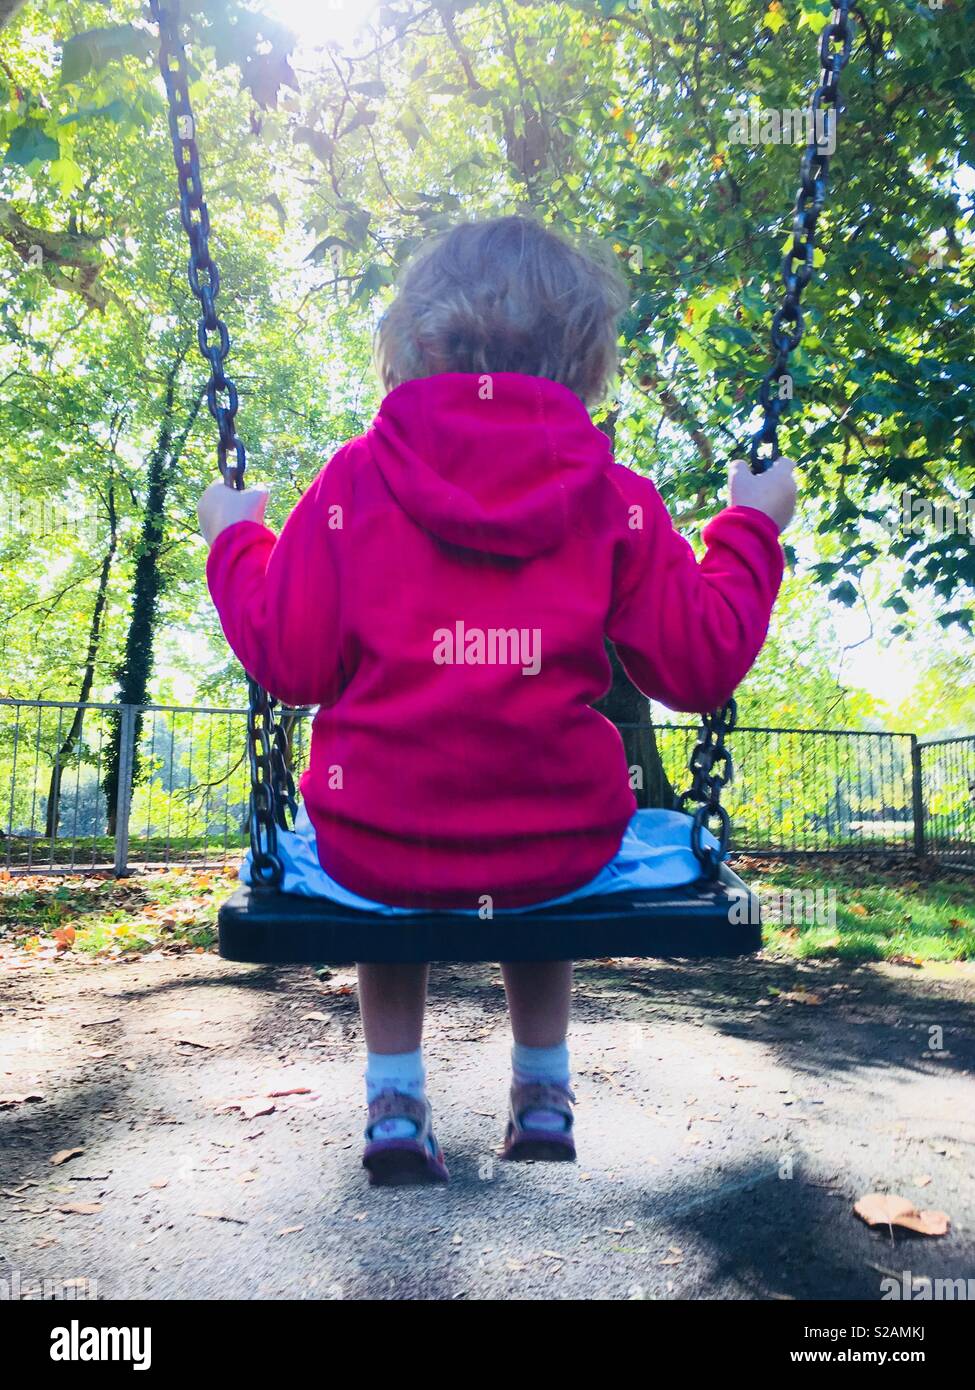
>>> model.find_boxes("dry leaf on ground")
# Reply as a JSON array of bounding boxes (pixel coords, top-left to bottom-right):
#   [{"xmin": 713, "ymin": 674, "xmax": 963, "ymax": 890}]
[
  {"xmin": 854, "ymin": 1193, "xmax": 949, "ymax": 1236},
  {"xmin": 50, "ymin": 1148, "xmax": 84, "ymax": 1167}
]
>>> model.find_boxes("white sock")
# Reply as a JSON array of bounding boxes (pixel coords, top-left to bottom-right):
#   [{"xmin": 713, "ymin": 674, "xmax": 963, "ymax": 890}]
[
  {"xmin": 366, "ymin": 1047, "xmax": 425, "ymax": 1140},
  {"xmin": 512, "ymin": 1041, "xmax": 571, "ymax": 1132}
]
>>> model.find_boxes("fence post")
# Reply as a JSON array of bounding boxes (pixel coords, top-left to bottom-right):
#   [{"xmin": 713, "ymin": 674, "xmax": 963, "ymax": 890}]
[
  {"xmin": 113, "ymin": 703, "xmax": 137, "ymax": 877},
  {"xmin": 910, "ymin": 735, "xmax": 926, "ymax": 858}
]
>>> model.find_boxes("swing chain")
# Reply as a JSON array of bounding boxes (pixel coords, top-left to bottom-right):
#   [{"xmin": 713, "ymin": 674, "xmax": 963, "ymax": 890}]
[
  {"xmin": 676, "ymin": 699, "xmax": 736, "ymax": 879},
  {"xmin": 150, "ymin": 0, "xmax": 247, "ymax": 489},
  {"xmin": 680, "ymin": 5, "xmax": 855, "ymax": 877},
  {"xmin": 245, "ymin": 678, "xmax": 285, "ymax": 887},
  {"xmin": 749, "ymin": 0, "xmax": 855, "ymax": 473},
  {"xmin": 152, "ymin": 0, "xmax": 294, "ymax": 889}
]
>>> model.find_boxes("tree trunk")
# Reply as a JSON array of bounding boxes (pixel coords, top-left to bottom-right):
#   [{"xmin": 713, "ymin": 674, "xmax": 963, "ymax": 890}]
[
  {"xmin": 594, "ymin": 642, "xmax": 676, "ymax": 809},
  {"xmin": 591, "ymin": 411, "xmax": 676, "ymax": 808},
  {"xmin": 103, "ymin": 351, "xmax": 201, "ymax": 832},
  {"xmin": 45, "ymin": 478, "xmax": 118, "ymax": 837}
]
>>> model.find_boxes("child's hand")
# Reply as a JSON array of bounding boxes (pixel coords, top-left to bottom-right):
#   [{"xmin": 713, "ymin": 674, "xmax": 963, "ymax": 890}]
[
  {"xmin": 198, "ymin": 480, "xmax": 269, "ymax": 546},
  {"xmin": 728, "ymin": 455, "xmax": 796, "ymax": 533}
]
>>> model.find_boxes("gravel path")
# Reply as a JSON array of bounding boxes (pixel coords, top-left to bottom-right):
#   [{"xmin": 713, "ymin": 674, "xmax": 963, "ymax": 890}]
[{"xmin": 2, "ymin": 949, "xmax": 973, "ymax": 1301}]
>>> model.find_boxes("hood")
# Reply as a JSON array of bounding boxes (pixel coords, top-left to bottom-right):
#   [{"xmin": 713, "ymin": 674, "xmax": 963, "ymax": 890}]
[{"xmin": 367, "ymin": 372, "xmax": 612, "ymax": 559}]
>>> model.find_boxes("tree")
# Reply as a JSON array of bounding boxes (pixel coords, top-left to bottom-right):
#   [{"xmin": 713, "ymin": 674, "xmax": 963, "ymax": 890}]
[{"xmin": 1, "ymin": 0, "xmax": 972, "ymax": 742}]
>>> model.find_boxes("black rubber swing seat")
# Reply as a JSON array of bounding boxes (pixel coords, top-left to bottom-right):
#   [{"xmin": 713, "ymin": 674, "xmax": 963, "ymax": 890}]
[{"xmin": 218, "ymin": 863, "xmax": 760, "ymax": 964}]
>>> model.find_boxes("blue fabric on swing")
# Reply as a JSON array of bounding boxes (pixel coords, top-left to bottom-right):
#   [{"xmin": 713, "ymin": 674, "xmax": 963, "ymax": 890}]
[{"xmin": 239, "ymin": 804, "xmax": 719, "ymax": 916}]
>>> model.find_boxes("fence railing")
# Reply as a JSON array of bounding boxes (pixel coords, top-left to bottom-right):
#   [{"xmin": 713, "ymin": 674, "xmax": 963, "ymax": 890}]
[
  {"xmin": 0, "ymin": 699, "xmax": 971, "ymax": 874},
  {"xmin": 918, "ymin": 735, "xmax": 975, "ymax": 871}
]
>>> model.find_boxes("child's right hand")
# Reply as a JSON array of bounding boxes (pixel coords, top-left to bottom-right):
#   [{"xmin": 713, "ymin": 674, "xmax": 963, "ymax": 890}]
[{"xmin": 728, "ymin": 456, "xmax": 796, "ymax": 533}]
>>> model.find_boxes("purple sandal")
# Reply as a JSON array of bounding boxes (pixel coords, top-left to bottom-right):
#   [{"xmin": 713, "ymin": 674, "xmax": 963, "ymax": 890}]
[
  {"xmin": 362, "ymin": 1090, "xmax": 449, "ymax": 1187},
  {"xmin": 501, "ymin": 1081, "xmax": 577, "ymax": 1163}
]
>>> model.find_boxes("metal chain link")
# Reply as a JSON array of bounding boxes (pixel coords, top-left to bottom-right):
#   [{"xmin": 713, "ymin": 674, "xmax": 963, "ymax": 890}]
[
  {"xmin": 681, "ymin": 4, "xmax": 856, "ymax": 877},
  {"xmin": 748, "ymin": 0, "xmax": 855, "ymax": 473},
  {"xmin": 151, "ymin": 1, "xmax": 294, "ymax": 888},
  {"xmin": 150, "ymin": 0, "xmax": 247, "ymax": 488},
  {"xmin": 677, "ymin": 699, "xmax": 737, "ymax": 879}
]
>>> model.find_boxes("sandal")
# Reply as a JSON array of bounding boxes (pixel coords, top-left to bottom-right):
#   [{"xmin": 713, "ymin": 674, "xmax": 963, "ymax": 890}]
[
  {"xmin": 501, "ymin": 1081, "xmax": 576, "ymax": 1163},
  {"xmin": 362, "ymin": 1090, "xmax": 449, "ymax": 1187}
]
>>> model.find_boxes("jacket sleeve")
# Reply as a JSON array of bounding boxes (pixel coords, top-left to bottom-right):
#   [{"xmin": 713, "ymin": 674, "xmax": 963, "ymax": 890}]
[
  {"xmin": 205, "ymin": 460, "xmax": 346, "ymax": 707},
  {"xmin": 606, "ymin": 471, "xmax": 784, "ymax": 714}
]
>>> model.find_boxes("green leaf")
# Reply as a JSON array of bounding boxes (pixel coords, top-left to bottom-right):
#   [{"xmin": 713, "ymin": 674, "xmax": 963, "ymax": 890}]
[
  {"xmin": 342, "ymin": 208, "xmax": 372, "ymax": 247},
  {"xmin": 763, "ymin": 3, "xmax": 788, "ymax": 35},
  {"xmin": 49, "ymin": 157, "xmax": 85, "ymax": 196},
  {"xmin": 294, "ymin": 126, "xmax": 334, "ymax": 164},
  {"xmin": 798, "ymin": 7, "xmax": 831, "ymax": 35},
  {"xmin": 829, "ymin": 581, "xmax": 859, "ymax": 607},
  {"xmin": 264, "ymin": 193, "xmax": 287, "ymax": 229},
  {"xmin": 60, "ymin": 25, "xmax": 154, "ymax": 86},
  {"xmin": 305, "ymin": 235, "xmax": 354, "ymax": 263},
  {"xmin": 340, "ymin": 108, "xmax": 378, "ymax": 138},
  {"xmin": 58, "ymin": 98, "xmax": 131, "ymax": 127},
  {"xmin": 395, "ymin": 108, "xmax": 425, "ymax": 151},
  {"xmin": 5, "ymin": 121, "xmax": 59, "ymax": 167},
  {"xmin": 353, "ymin": 262, "xmax": 394, "ymax": 302}
]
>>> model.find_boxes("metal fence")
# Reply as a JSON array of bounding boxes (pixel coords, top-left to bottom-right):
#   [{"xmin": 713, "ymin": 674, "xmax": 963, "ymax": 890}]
[
  {"xmin": 918, "ymin": 735, "xmax": 975, "ymax": 871},
  {"xmin": 0, "ymin": 699, "xmax": 308, "ymax": 874},
  {"xmin": 0, "ymin": 698, "xmax": 970, "ymax": 874}
]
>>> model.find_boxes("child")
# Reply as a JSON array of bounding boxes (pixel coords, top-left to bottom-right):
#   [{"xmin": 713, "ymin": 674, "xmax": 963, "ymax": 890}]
[{"xmin": 199, "ymin": 215, "xmax": 794, "ymax": 1186}]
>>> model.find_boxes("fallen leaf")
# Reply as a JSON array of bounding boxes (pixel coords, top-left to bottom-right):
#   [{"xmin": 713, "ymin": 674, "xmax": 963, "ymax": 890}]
[
  {"xmin": 277, "ymin": 1225, "xmax": 304, "ymax": 1236},
  {"xmin": 0, "ymin": 1092, "xmax": 44, "ymax": 1108},
  {"xmin": 149, "ymin": 1179, "xmax": 169, "ymax": 1190},
  {"xmin": 57, "ymin": 1202, "xmax": 103, "ymax": 1215},
  {"xmin": 215, "ymin": 1098, "xmax": 276, "ymax": 1120},
  {"xmin": 849, "ymin": 904, "xmax": 869, "ymax": 917},
  {"xmin": 50, "ymin": 1148, "xmax": 84, "ymax": 1167},
  {"xmin": 267, "ymin": 1087, "xmax": 312, "ymax": 1098},
  {"xmin": 854, "ymin": 1193, "xmax": 949, "ymax": 1237},
  {"xmin": 913, "ymin": 1175, "xmax": 932, "ymax": 1188},
  {"xmin": 196, "ymin": 1211, "xmax": 247, "ymax": 1224},
  {"xmin": 778, "ymin": 989, "xmax": 823, "ymax": 1006},
  {"xmin": 300, "ymin": 1012, "xmax": 331, "ymax": 1024}
]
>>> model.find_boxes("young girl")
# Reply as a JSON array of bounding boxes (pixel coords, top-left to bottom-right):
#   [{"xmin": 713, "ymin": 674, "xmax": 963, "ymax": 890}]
[{"xmin": 199, "ymin": 215, "xmax": 794, "ymax": 1187}]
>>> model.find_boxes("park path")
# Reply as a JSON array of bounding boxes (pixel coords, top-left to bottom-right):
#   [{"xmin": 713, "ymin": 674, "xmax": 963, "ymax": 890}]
[{"xmin": 1, "ymin": 946, "xmax": 974, "ymax": 1301}]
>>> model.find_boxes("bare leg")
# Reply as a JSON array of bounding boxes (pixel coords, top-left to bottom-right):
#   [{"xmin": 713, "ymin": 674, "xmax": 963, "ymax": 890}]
[
  {"xmin": 356, "ymin": 962, "xmax": 429, "ymax": 1053},
  {"xmin": 501, "ymin": 960, "xmax": 573, "ymax": 1045}
]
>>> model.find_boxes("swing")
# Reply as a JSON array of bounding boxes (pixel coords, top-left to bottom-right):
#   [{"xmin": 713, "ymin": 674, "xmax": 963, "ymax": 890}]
[{"xmin": 147, "ymin": 1, "xmax": 854, "ymax": 964}]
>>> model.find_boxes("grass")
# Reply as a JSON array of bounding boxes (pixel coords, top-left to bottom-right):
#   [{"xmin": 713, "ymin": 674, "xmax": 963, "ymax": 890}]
[
  {"xmin": 0, "ymin": 867, "xmax": 231, "ymax": 958},
  {"xmin": 740, "ymin": 855, "xmax": 975, "ymax": 963},
  {"xmin": 1, "ymin": 855, "xmax": 974, "ymax": 965}
]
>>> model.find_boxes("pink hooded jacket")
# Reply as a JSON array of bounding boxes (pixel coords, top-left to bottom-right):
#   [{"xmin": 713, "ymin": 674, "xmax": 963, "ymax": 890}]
[{"xmin": 207, "ymin": 372, "xmax": 783, "ymax": 908}]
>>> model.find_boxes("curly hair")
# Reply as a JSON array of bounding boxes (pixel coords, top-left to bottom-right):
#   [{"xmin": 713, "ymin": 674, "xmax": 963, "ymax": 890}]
[{"xmin": 374, "ymin": 215, "xmax": 628, "ymax": 407}]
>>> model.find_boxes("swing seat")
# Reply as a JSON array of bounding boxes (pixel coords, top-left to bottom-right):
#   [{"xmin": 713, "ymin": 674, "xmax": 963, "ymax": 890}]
[{"xmin": 217, "ymin": 863, "xmax": 761, "ymax": 964}]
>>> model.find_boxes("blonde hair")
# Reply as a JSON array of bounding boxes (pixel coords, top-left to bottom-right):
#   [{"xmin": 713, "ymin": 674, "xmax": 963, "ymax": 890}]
[{"xmin": 374, "ymin": 215, "xmax": 627, "ymax": 407}]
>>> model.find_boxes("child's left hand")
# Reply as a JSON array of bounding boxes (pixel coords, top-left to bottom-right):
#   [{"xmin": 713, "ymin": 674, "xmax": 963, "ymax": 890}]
[{"xmin": 198, "ymin": 480, "xmax": 269, "ymax": 546}]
